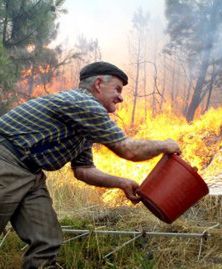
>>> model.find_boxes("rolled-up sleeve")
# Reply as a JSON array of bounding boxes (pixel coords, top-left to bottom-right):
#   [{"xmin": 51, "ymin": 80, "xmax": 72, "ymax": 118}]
[
  {"xmin": 71, "ymin": 146, "xmax": 94, "ymax": 168},
  {"xmin": 62, "ymin": 97, "xmax": 126, "ymax": 145},
  {"xmin": 78, "ymin": 112, "xmax": 126, "ymax": 144}
]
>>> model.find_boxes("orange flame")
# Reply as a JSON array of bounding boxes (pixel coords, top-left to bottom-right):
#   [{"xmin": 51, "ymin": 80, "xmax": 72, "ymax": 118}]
[{"xmin": 94, "ymin": 103, "xmax": 222, "ymax": 205}]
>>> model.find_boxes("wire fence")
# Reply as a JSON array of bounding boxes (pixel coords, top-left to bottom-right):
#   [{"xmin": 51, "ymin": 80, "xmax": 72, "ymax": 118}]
[{"xmin": 1, "ymin": 222, "xmax": 219, "ymax": 261}]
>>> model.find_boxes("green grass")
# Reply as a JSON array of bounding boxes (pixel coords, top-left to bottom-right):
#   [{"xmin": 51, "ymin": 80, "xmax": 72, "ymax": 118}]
[{"xmin": 1, "ymin": 197, "xmax": 222, "ymax": 269}]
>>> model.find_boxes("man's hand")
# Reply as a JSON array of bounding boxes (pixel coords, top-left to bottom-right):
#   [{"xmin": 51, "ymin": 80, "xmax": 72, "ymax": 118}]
[
  {"xmin": 163, "ymin": 139, "xmax": 181, "ymax": 155},
  {"xmin": 119, "ymin": 179, "xmax": 141, "ymax": 204}
]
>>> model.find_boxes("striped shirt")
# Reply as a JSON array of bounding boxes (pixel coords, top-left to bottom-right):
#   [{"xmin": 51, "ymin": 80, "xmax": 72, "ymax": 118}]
[{"xmin": 0, "ymin": 89, "xmax": 126, "ymax": 171}]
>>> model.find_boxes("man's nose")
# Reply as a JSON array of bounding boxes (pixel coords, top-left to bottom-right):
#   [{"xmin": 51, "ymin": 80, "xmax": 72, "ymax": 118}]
[{"xmin": 118, "ymin": 94, "xmax": 123, "ymax": 102}]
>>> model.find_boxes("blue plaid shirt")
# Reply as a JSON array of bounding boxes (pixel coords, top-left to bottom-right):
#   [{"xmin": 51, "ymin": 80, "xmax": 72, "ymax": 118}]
[{"xmin": 0, "ymin": 89, "xmax": 126, "ymax": 171}]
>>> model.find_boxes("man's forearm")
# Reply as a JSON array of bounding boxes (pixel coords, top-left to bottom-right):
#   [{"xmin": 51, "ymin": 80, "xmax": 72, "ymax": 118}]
[
  {"xmin": 107, "ymin": 137, "xmax": 180, "ymax": 162},
  {"xmin": 73, "ymin": 166, "xmax": 125, "ymax": 188},
  {"xmin": 119, "ymin": 139, "xmax": 166, "ymax": 161},
  {"xmin": 73, "ymin": 166, "xmax": 141, "ymax": 203}
]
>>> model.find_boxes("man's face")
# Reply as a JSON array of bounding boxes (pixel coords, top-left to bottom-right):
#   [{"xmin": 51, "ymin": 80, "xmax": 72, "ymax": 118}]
[{"xmin": 96, "ymin": 76, "xmax": 124, "ymax": 113}]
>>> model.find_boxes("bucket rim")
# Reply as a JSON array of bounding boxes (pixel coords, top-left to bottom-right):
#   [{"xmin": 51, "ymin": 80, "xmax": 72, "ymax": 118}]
[{"xmin": 140, "ymin": 195, "xmax": 173, "ymax": 224}]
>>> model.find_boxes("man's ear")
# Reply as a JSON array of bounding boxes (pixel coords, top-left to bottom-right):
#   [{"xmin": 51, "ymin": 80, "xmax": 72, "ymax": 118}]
[{"xmin": 94, "ymin": 76, "xmax": 103, "ymax": 93}]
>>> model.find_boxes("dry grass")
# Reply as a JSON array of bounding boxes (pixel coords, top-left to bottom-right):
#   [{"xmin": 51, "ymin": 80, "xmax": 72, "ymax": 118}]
[{"xmin": 43, "ymin": 168, "xmax": 222, "ymax": 268}]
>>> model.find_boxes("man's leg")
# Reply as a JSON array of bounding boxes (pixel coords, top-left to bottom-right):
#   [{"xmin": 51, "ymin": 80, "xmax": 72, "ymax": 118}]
[
  {"xmin": 10, "ymin": 172, "xmax": 63, "ymax": 269},
  {"xmin": 0, "ymin": 145, "xmax": 36, "ymax": 234}
]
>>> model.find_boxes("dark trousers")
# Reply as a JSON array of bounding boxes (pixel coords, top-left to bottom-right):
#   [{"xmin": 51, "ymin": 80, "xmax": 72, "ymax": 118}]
[{"xmin": 0, "ymin": 144, "xmax": 63, "ymax": 268}]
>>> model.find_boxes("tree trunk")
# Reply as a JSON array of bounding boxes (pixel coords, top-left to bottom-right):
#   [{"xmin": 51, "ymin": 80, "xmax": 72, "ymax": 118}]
[
  {"xmin": 170, "ymin": 57, "xmax": 176, "ymax": 110},
  {"xmin": 160, "ymin": 53, "xmax": 166, "ymax": 111},
  {"xmin": 186, "ymin": 56, "xmax": 210, "ymax": 121},
  {"xmin": 151, "ymin": 34, "xmax": 157, "ymax": 117},
  {"xmin": 2, "ymin": 1, "xmax": 8, "ymax": 47},
  {"xmin": 183, "ymin": 75, "xmax": 193, "ymax": 117},
  {"xmin": 204, "ymin": 64, "xmax": 216, "ymax": 113},
  {"xmin": 131, "ymin": 59, "xmax": 140, "ymax": 126},
  {"xmin": 143, "ymin": 62, "xmax": 147, "ymax": 121},
  {"xmin": 131, "ymin": 37, "xmax": 141, "ymax": 127},
  {"xmin": 174, "ymin": 60, "xmax": 180, "ymax": 111},
  {"xmin": 185, "ymin": 0, "xmax": 219, "ymax": 121},
  {"xmin": 28, "ymin": 66, "xmax": 35, "ymax": 97}
]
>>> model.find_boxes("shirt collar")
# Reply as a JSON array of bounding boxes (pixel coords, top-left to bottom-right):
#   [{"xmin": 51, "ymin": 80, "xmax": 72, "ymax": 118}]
[
  {"xmin": 77, "ymin": 88, "xmax": 109, "ymax": 113},
  {"xmin": 77, "ymin": 88, "xmax": 94, "ymax": 97}
]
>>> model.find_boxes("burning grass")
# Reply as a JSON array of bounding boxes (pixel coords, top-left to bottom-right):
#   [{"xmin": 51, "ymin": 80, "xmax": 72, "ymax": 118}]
[{"xmin": 93, "ymin": 105, "xmax": 222, "ymax": 203}]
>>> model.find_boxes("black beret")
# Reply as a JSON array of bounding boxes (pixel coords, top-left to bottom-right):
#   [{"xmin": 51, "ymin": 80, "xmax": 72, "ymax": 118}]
[{"xmin": 80, "ymin": 61, "xmax": 128, "ymax": 86}]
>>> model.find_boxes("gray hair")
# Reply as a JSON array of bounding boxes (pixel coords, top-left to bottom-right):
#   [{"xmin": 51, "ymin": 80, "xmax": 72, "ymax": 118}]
[{"xmin": 79, "ymin": 75, "xmax": 112, "ymax": 90}]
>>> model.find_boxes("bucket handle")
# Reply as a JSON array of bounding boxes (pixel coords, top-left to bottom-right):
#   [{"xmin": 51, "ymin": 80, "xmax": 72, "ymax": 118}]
[{"xmin": 170, "ymin": 153, "xmax": 198, "ymax": 172}]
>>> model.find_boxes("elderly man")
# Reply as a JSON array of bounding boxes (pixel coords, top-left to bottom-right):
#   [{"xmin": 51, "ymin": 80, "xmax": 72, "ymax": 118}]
[{"xmin": 0, "ymin": 61, "xmax": 180, "ymax": 268}]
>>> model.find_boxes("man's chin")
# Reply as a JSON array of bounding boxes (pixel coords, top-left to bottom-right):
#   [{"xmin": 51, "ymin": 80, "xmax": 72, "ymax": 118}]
[{"xmin": 107, "ymin": 106, "xmax": 116, "ymax": 113}]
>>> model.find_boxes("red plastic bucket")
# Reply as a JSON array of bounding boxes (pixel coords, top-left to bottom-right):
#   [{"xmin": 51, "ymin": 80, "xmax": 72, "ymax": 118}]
[{"xmin": 137, "ymin": 154, "xmax": 209, "ymax": 224}]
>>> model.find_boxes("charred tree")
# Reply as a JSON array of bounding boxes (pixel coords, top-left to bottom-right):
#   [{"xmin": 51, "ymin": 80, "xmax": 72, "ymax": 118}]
[
  {"xmin": 165, "ymin": 0, "xmax": 222, "ymax": 122},
  {"xmin": 186, "ymin": 52, "xmax": 211, "ymax": 121},
  {"xmin": 131, "ymin": 41, "xmax": 141, "ymax": 126},
  {"xmin": 128, "ymin": 7, "xmax": 150, "ymax": 127},
  {"xmin": 160, "ymin": 53, "xmax": 167, "ymax": 111}
]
